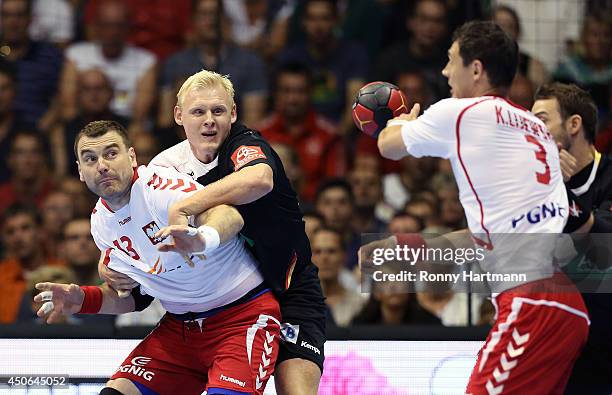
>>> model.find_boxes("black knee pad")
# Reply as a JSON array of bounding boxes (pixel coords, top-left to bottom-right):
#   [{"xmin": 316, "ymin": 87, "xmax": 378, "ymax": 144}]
[{"xmin": 100, "ymin": 388, "xmax": 124, "ymax": 395}]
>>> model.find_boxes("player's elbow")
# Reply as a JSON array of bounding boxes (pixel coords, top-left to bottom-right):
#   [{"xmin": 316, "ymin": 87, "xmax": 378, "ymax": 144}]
[{"xmin": 250, "ymin": 164, "xmax": 274, "ymax": 195}]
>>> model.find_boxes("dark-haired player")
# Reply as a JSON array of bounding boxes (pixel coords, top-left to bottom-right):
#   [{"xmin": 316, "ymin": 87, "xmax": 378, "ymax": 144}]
[
  {"xmin": 377, "ymin": 21, "xmax": 589, "ymax": 394},
  {"xmin": 533, "ymin": 82, "xmax": 612, "ymax": 394}
]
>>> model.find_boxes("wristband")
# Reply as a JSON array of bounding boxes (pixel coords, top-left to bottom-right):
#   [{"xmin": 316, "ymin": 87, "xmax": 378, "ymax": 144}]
[
  {"xmin": 78, "ymin": 286, "xmax": 103, "ymax": 314},
  {"xmin": 197, "ymin": 225, "xmax": 220, "ymax": 253},
  {"xmin": 395, "ymin": 234, "xmax": 427, "ymax": 249}
]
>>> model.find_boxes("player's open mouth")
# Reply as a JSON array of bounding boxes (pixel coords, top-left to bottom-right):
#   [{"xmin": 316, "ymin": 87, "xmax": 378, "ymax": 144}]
[{"xmin": 201, "ymin": 131, "xmax": 216, "ymax": 137}]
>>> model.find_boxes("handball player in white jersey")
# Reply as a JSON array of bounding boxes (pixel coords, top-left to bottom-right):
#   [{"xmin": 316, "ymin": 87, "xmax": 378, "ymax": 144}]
[
  {"xmin": 33, "ymin": 120, "xmax": 280, "ymax": 395},
  {"xmin": 375, "ymin": 21, "xmax": 589, "ymax": 394}
]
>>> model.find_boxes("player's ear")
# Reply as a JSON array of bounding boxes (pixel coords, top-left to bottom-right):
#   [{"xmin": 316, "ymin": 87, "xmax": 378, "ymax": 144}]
[
  {"xmin": 567, "ymin": 114, "xmax": 583, "ymax": 137},
  {"xmin": 231, "ymin": 103, "xmax": 237, "ymax": 123},
  {"xmin": 77, "ymin": 160, "xmax": 85, "ymax": 182},
  {"xmin": 472, "ymin": 60, "xmax": 484, "ymax": 80},
  {"xmin": 174, "ymin": 105, "xmax": 183, "ymax": 126},
  {"xmin": 128, "ymin": 147, "xmax": 137, "ymax": 167}
]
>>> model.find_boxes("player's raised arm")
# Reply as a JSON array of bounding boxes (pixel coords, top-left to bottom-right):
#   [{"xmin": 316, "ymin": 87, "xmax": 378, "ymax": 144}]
[
  {"xmin": 378, "ymin": 104, "xmax": 421, "ymax": 160},
  {"xmin": 34, "ymin": 282, "xmax": 136, "ymax": 324},
  {"xmin": 155, "ymin": 205, "xmax": 245, "ymax": 256},
  {"xmin": 168, "ymin": 162, "xmax": 273, "ymax": 225}
]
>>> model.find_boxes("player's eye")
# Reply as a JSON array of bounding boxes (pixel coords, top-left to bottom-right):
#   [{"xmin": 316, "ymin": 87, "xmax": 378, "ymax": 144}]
[
  {"xmin": 83, "ymin": 155, "xmax": 96, "ymax": 163},
  {"xmin": 213, "ymin": 108, "xmax": 224, "ymax": 115},
  {"xmin": 105, "ymin": 150, "xmax": 118, "ymax": 159}
]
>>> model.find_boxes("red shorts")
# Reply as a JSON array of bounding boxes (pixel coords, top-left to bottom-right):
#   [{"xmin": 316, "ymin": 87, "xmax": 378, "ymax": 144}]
[
  {"xmin": 467, "ymin": 274, "xmax": 589, "ymax": 395},
  {"xmin": 111, "ymin": 291, "xmax": 281, "ymax": 395}
]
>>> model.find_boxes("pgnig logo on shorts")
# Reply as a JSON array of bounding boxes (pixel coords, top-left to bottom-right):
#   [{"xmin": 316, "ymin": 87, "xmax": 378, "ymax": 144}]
[{"xmin": 116, "ymin": 356, "xmax": 155, "ymax": 381}]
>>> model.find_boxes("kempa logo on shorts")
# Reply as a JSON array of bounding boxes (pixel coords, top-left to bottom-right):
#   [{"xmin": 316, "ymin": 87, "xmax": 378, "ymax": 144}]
[
  {"xmin": 301, "ymin": 341, "xmax": 320, "ymax": 355},
  {"xmin": 220, "ymin": 374, "xmax": 246, "ymax": 387}
]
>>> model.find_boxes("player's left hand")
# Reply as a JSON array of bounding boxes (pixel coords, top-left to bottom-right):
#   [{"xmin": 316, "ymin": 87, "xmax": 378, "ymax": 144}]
[{"xmin": 155, "ymin": 225, "xmax": 206, "ymax": 259}]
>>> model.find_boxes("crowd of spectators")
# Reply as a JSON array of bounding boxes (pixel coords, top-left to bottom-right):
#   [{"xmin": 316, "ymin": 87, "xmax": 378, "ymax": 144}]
[{"xmin": 1, "ymin": 0, "xmax": 611, "ymax": 330}]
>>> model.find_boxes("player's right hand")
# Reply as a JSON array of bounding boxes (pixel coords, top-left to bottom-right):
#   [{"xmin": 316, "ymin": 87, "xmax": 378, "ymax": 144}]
[
  {"xmin": 98, "ymin": 258, "xmax": 137, "ymax": 298},
  {"xmin": 558, "ymin": 143, "xmax": 578, "ymax": 182},
  {"xmin": 33, "ymin": 282, "xmax": 84, "ymax": 324}
]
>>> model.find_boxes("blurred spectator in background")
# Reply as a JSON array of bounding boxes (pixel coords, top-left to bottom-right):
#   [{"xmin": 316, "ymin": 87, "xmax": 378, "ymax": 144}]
[
  {"xmin": 303, "ymin": 210, "xmax": 324, "ymax": 242},
  {"xmin": 278, "ymin": 0, "xmax": 367, "ymax": 133},
  {"xmin": 352, "ymin": 264, "xmax": 440, "ymax": 325},
  {"xmin": 0, "ymin": 131, "xmax": 53, "ymax": 213},
  {"xmin": 315, "ymin": 178, "xmax": 360, "ymax": 269},
  {"xmin": 348, "ymin": 165, "xmax": 389, "ymax": 234},
  {"xmin": 51, "ymin": 68, "xmax": 128, "ymax": 178},
  {"xmin": 508, "ymin": 74, "xmax": 535, "ymax": 110},
  {"xmin": 404, "ymin": 197, "xmax": 440, "ymax": 230},
  {"xmin": 0, "ymin": 61, "xmax": 28, "ymax": 183},
  {"xmin": 259, "ymin": 62, "xmax": 345, "ymax": 202},
  {"xmin": 28, "ymin": 0, "xmax": 74, "ymax": 47},
  {"xmin": 492, "ymin": 4, "xmax": 549, "ymax": 88},
  {"xmin": 383, "ymin": 156, "xmax": 439, "ymax": 211},
  {"xmin": 0, "ymin": 205, "xmax": 64, "ymax": 323},
  {"xmin": 0, "ymin": 0, "xmax": 63, "ymax": 131},
  {"xmin": 61, "ymin": 0, "xmax": 156, "ymax": 127},
  {"xmin": 222, "ymin": 0, "xmax": 293, "ymax": 62},
  {"xmin": 435, "ymin": 181, "xmax": 465, "ymax": 231},
  {"xmin": 40, "ymin": 190, "xmax": 74, "ymax": 259},
  {"xmin": 270, "ymin": 142, "xmax": 304, "ymax": 199},
  {"xmin": 60, "ymin": 218, "xmax": 99, "ymax": 285},
  {"xmin": 311, "ymin": 227, "xmax": 364, "ymax": 327},
  {"xmin": 554, "ymin": 12, "xmax": 612, "ymax": 115},
  {"xmin": 396, "ymin": 68, "xmax": 433, "ymax": 113},
  {"xmin": 57, "ymin": 176, "xmax": 96, "ymax": 218},
  {"xmin": 373, "ymin": 0, "xmax": 450, "ymax": 102},
  {"xmin": 158, "ymin": 0, "xmax": 268, "ymax": 129},
  {"xmin": 387, "ymin": 212, "xmax": 424, "ymax": 234},
  {"xmin": 131, "ymin": 131, "xmax": 159, "ymax": 166},
  {"xmin": 84, "ymin": 0, "xmax": 192, "ymax": 61}
]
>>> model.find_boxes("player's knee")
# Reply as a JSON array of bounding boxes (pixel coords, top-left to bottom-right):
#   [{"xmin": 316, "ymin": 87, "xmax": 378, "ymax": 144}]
[
  {"xmin": 104, "ymin": 378, "xmax": 143, "ymax": 395},
  {"xmin": 275, "ymin": 358, "xmax": 321, "ymax": 395}
]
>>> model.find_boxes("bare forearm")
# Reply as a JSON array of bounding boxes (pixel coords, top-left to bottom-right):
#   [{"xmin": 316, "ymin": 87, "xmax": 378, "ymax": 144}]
[
  {"xmin": 99, "ymin": 283, "xmax": 136, "ymax": 314},
  {"xmin": 171, "ymin": 163, "xmax": 273, "ymax": 218},
  {"xmin": 378, "ymin": 124, "xmax": 407, "ymax": 160},
  {"xmin": 195, "ymin": 205, "xmax": 244, "ymax": 243}
]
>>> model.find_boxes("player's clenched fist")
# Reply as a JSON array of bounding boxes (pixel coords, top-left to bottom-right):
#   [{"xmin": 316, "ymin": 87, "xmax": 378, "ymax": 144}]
[{"xmin": 33, "ymin": 282, "xmax": 84, "ymax": 324}]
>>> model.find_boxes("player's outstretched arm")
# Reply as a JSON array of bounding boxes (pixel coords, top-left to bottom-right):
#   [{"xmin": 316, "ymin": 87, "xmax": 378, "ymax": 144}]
[
  {"xmin": 156, "ymin": 205, "xmax": 244, "ymax": 255},
  {"xmin": 168, "ymin": 163, "xmax": 273, "ymax": 225},
  {"xmin": 378, "ymin": 104, "xmax": 420, "ymax": 160},
  {"xmin": 34, "ymin": 282, "xmax": 136, "ymax": 323}
]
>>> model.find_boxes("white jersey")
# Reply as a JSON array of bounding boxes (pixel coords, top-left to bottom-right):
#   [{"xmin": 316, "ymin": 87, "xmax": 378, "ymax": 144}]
[
  {"xmin": 391, "ymin": 96, "xmax": 569, "ymax": 290},
  {"xmin": 150, "ymin": 140, "xmax": 217, "ymax": 180},
  {"xmin": 90, "ymin": 164, "xmax": 262, "ymax": 314}
]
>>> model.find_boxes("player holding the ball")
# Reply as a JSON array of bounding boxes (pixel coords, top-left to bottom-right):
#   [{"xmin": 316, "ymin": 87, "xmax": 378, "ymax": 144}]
[{"xmin": 368, "ymin": 21, "xmax": 590, "ymax": 394}]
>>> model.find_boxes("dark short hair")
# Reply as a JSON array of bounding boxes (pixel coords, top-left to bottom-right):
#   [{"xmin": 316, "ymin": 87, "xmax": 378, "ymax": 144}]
[
  {"xmin": 452, "ymin": 21, "xmax": 518, "ymax": 89},
  {"xmin": 535, "ymin": 83, "xmax": 598, "ymax": 144},
  {"xmin": 277, "ymin": 62, "xmax": 312, "ymax": 85},
  {"xmin": 1, "ymin": 204, "xmax": 40, "ymax": 229},
  {"xmin": 74, "ymin": 120, "xmax": 131, "ymax": 159},
  {"xmin": 315, "ymin": 178, "xmax": 354, "ymax": 205}
]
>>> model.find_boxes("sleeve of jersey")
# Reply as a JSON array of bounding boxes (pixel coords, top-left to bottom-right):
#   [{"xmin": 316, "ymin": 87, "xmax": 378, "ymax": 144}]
[
  {"xmin": 144, "ymin": 165, "xmax": 204, "ymax": 223},
  {"xmin": 387, "ymin": 98, "xmax": 458, "ymax": 159},
  {"xmin": 227, "ymin": 133, "xmax": 278, "ymax": 173}
]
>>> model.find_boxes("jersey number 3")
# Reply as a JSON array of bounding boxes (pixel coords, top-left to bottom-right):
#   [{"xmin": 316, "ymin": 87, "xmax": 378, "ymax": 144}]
[
  {"xmin": 525, "ymin": 135, "xmax": 550, "ymax": 185},
  {"xmin": 113, "ymin": 236, "xmax": 141, "ymax": 260}
]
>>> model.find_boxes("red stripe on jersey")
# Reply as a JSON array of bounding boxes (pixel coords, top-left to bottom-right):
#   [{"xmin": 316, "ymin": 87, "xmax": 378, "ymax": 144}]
[
  {"xmin": 170, "ymin": 179, "xmax": 184, "ymax": 190},
  {"xmin": 102, "ymin": 248, "xmax": 112, "ymax": 266},
  {"xmin": 100, "ymin": 199, "xmax": 115, "ymax": 213},
  {"xmin": 159, "ymin": 179, "xmax": 173, "ymax": 190},
  {"xmin": 456, "ymin": 98, "xmax": 495, "ymax": 250},
  {"xmin": 182, "ymin": 182, "xmax": 197, "ymax": 192}
]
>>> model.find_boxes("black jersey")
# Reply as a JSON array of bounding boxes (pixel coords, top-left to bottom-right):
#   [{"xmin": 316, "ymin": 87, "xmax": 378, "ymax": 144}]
[
  {"xmin": 198, "ymin": 123, "xmax": 311, "ymax": 293},
  {"xmin": 564, "ymin": 153, "xmax": 612, "ymax": 393}
]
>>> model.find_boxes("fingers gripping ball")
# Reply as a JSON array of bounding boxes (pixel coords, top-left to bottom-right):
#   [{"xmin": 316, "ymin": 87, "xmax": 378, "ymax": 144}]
[{"xmin": 352, "ymin": 81, "xmax": 409, "ymax": 138}]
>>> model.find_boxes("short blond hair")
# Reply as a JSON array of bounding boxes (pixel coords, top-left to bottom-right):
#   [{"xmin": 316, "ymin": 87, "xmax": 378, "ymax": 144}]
[{"xmin": 176, "ymin": 69, "xmax": 235, "ymax": 108}]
